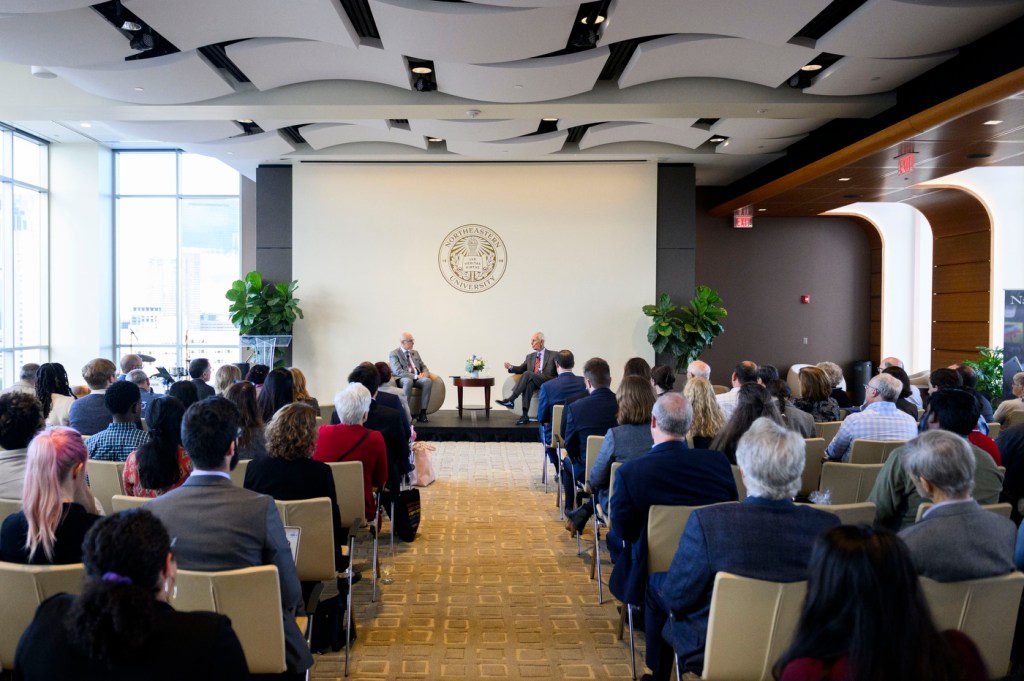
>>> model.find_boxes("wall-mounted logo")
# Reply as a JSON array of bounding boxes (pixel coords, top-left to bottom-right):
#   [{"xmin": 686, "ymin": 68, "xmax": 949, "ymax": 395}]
[{"xmin": 438, "ymin": 224, "xmax": 507, "ymax": 293}]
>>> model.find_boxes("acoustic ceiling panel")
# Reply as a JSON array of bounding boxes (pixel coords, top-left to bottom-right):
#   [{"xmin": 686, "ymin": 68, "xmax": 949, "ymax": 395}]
[
  {"xmin": 106, "ymin": 120, "xmax": 243, "ymax": 144},
  {"xmin": 256, "ymin": 118, "xmax": 391, "ymax": 132},
  {"xmin": 301, "ymin": 122, "xmax": 428, "ymax": 150},
  {"xmin": 446, "ymin": 129, "xmax": 568, "ymax": 157},
  {"xmin": 578, "ymin": 121, "xmax": 713, "ymax": 150},
  {"xmin": 0, "ymin": 0, "xmax": 96, "ymax": 12},
  {"xmin": 370, "ymin": 0, "xmax": 577, "ymax": 64},
  {"xmin": 226, "ymin": 39, "xmax": 411, "ymax": 92},
  {"xmin": 0, "ymin": 7, "xmax": 132, "ymax": 67},
  {"xmin": 715, "ymin": 134, "xmax": 806, "ymax": 155},
  {"xmin": 181, "ymin": 130, "xmax": 295, "ymax": 160},
  {"xmin": 710, "ymin": 118, "xmax": 828, "ymax": 139},
  {"xmin": 437, "ymin": 47, "xmax": 608, "ymax": 103},
  {"xmin": 408, "ymin": 118, "xmax": 541, "ymax": 142},
  {"xmin": 805, "ymin": 51, "xmax": 957, "ymax": 96},
  {"xmin": 465, "ymin": 0, "xmax": 580, "ymax": 6},
  {"xmin": 618, "ymin": 35, "xmax": 815, "ymax": 89}
]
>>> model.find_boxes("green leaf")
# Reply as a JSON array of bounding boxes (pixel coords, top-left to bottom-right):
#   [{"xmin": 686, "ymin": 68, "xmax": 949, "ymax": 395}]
[{"xmin": 245, "ymin": 271, "xmax": 262, "ymax": 290}]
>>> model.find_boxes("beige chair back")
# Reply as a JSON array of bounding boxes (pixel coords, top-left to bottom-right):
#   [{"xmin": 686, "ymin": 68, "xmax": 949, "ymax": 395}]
[
  {"xmin": 598, "ymin": 462, "xmax": 622, "ymax": 530},
  {"xmin": 110, "ymin": 494, "xmax": 149, "ymax": 512},
  {"xmin": 800, "ymin": 439, "xmax": 826, "ymax": 497},
  {"xmin": 229, "ymin": 457, "xmax": 249, "ymax": 487},
  {"xmin": 0, "ymin": 561, "xmax": 85, "ymax": 669},
  {"xmin": 172, "ymin": 565, "xmax": 287, "ymax": 674},
  {"xmin": 327, "ymin": 461, "xmax": 367, "ymax": 530},
  {"xmin": 813, "ymin": 421, "xmax": 842, "ymax": 447},
  {"xmin": 648, "ymin": 502, "xmax": 738, "ymax": 575},
  {"xmin": 274, "ymin": 497, "xmax": 335, "ymax": 582},
  {"xmin": 584, "ymin": 435, "xmax": 604, "ymax": 487},
  {"xmin": 0, "ymin": 498, "xmax": 21, "ymax": 526},
  {"xmin": 818, "ymin": 463, "xmax": 883, "ymax": 504},
  {"xmin": 804, "ymin": 501, "xmax": 876, "ymax": 525},
  {"xmin": 712, "ymin": 384, "xmax": 729, "ymax": 395},
  {"xmin": 847, "ymin": 439, "xmax": 904, "ymax": 464},
  {"xmin": 915, "ymin": 501, "xmax": 1013, "ymax": 523},
  {"xmin": 922, "ymin": 572, "xmax": 1024, "ymax": 676},
  {"xmin": 86, "ymin": 459, "xmax": 125, "ymax": 514},
  {"xmin": 702, "ymin": 572, "xmax": 807, "ymax": 681},
  {"xmin": 550, "ymin": 404, "xmax": 565, "ymax": 447},
  {"xmin": 988, "ymin": 422, "xmax": 1001, "ymax": 438},
  {"xmin": 731, "ymin": 465, "xmax": 746, "ymax": 500}
]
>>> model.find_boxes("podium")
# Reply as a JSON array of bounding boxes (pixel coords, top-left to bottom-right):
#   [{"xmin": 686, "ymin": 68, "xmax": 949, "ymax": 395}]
[{"xmin": 240, "ymin": 335, "xmax": 292, "ymax": 367}]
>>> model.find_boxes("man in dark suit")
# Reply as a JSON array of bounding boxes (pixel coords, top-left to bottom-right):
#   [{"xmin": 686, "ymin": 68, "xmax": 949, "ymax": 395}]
[
  {"xmin": 536, "ymin": 349, "xmax": 586, "ymax": 465},
  {"xmin": 69, "ymin": 357, "xmax": 117, "ymax": 435},
  {"xmin": 496, "ymin": 331, "xmax": 558, "ymax": 425},
  {"xmin": 188, "ymin": 357, "xmax": 216, "ymax": 399},
  {"xmin": 608, "ymin": 392, "xmax": 738, "ymax": 611},
  {"xmin": 147, "ymin": 396, "xmax": 313, "ymax": 675},
  {"xmin": 644, "ymin": 418, "xmax": 840, "ymax": 680},
  {"xmin": 559, "ymin": 357, "xmax": 617, "ymax": 513}
]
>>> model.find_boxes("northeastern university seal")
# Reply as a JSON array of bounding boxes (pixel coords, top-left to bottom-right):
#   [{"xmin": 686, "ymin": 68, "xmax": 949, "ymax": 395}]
[{"xmin": 438, "ymin": 224, "xmax": 507, "ymax": 293}]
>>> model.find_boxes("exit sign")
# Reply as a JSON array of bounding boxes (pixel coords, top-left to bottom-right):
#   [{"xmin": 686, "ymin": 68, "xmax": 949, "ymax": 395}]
[
  {"xmin": 734, "ymin": 214, "xmax": 753, "ymax": 228},
  {"xmin": 898, "ymin": 152, "xmax": 914, "ymax": 175}
]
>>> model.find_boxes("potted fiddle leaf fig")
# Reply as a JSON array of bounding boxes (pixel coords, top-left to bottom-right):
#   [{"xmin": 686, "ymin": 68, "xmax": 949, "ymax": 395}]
[
  {"xmin": 225, "ymin": 271, "xmax": 303, "ymax": 367},
  {"xmin": 643, "ymin": 286, "xmax": 727, "ymax": 373}
]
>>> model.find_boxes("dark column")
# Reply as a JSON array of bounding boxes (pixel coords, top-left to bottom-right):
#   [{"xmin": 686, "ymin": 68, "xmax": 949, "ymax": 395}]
[
  {"xmin": 254, "ymin": 165, "xmax": 294, "ymax": 364},
  {"xmin": 654, "ymin": 164, "xmax": 697, "ymax": 367}
]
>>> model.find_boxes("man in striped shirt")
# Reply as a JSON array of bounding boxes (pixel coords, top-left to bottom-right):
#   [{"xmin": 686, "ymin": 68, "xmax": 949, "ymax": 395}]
[{"xmin": 825, "ymin": 373, "xmax": 917, "ymax": 462}]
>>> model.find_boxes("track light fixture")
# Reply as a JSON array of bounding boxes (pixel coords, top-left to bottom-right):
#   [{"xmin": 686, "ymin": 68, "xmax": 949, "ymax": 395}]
[
  {"xmin": 414, "ymin": 75, "xmax": 436, "ymax": 92},
  {"xmin": 130, "ymin": 31, "xmax": 155, "ymax": 51}
]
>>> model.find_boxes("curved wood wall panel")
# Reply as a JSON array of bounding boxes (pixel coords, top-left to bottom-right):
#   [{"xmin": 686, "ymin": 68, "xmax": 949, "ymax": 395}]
[
  {"xmin": 904, "ymin": 188, "xmax": 991, "ymax": 369},
  {"xmin": 851, "ymin": 216, "xmax": 883, "ymax": 366}
]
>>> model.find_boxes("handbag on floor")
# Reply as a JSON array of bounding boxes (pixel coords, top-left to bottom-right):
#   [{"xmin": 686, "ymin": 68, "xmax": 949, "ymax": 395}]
[
  {"xmin": 382, "ymin": 486, "xmax": 421, "ymax": 542},
  {"xmin": 412, "ymin": 442, "xmax": 436, "ymax": 487},
  {"xmin": 309, "ymin": 591, "xmax": 355, "ymax": 653}
]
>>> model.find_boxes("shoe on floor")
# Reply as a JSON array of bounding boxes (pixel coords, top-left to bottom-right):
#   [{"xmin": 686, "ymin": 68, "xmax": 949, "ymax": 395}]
[
  {"xmin": 564, "ymin": 506, "xmax": 590, "ymax": 534},
  {"xmin": 495, "ymin": 399, "xmax": 514, "ymax": 409},
  {"xmin": 515, "ymin": 415, "xmax": 530, "ymax": 425},
  {"xmin": 416, "ymin": 413, "xmax": 429, "ymax": 423}
]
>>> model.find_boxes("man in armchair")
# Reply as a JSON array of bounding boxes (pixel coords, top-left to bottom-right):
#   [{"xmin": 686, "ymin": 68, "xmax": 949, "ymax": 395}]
[
  {"xmin": 389, "ymin": 331, "xmax": 432, "ymax": 423},
  {"xmin": 496, "ymin": 331, "xmax": 557, "ymax": 425}
]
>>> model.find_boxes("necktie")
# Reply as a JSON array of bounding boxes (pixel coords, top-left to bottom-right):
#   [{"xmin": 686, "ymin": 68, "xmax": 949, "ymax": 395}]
[
  {"xmin": 534, "ymin": 352, "xmax": 541, "ymax": 373},
  {"xmin": 407, "ymin": 351, "xmax": 416, "ymax": 373}
]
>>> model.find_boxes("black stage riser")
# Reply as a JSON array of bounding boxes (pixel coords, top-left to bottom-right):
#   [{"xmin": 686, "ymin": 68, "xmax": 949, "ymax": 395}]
[{"xmin": 415, "ymin": 409, "xmax": 541, "ymax": 443}]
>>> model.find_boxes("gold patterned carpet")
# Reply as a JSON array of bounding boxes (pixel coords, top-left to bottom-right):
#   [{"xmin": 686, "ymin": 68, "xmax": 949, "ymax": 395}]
[{"xmin": 312, "ymin": 441, "xmax": 645, "ymax": 680}]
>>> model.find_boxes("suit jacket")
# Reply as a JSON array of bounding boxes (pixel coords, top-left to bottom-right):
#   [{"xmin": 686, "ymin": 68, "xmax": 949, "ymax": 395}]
[
  {"xmin": 191, "ymin": 378, "xmax": 216, "ymax": 400},
  {"xmin": 536, "ymin": 372, "xmax": 587, "ymax": 447},
  {"xmin": 68, "ymin": 392, "xmax": 112, "ymax": 435},
  {"xmin": 146, "ymin": 474, "xmax": 313, "ymax": 672},
  {"xmin": 509, "ymin": 349, "xmax": 557, "ymax": 379},
  {"xmin": 563, "ymin": 387, "xmax": 618, "ymax": 463},
  {"xmin": 609, "ymin": 440, "xmax": 738, "ymax": 605},
  {"xmin": 15, "ymin": 595, "xmax": 249, "ymax": 681},
  {"xmin": 899, "ymin": 500, "xmax": 1015, "ymax": 581},
  {"xmin": 389, "ymin": 347, "xmax": 428, "ymax": 380},
  {"xmin": 375, "ymin": 389, "xmax": 412, "ymax": 435},
  {"xmin": 658, "ymin": 498, "xmax": 840, "ymax": 671}
]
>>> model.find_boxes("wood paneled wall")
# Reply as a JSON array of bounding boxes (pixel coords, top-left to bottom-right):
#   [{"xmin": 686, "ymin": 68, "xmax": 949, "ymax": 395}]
[{"xmin": 850, "ymin": 217, "xmax": 883, "ymax": 366}]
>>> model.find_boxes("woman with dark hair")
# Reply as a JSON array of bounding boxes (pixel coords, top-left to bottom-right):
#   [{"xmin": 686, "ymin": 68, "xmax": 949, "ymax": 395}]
[
  {"xmin": 775, "ymin": 525, "xmax": 986, "ymax": 681},
  {"xmin": 757, "ymin": 364, "xmax": 780, "ymax": 386},
  {"xmin": 767, "ymin": 379, "xmax": 815, "ymax": 438},
  {"xmin": 650, "ymin": 364, "xmax": 676, "ymax": 396},
  {"xmin": 257, "ymin": 367, "xmax": 295, "ymax": 423},
  {"xmin": 794, "ymin": 366, "xmax": 841, "ymax": 422},
  {"xmin": 122, "ymin": 397, "xmax": 191, "ymax": 498},
  {"xmin": 14, "ymin": 508, "xmax": 249, "ymax": 680},
  {"xmin": 623, "ymin": 357, "xmax": 652, "ymax": 381},
  {"xmin": 223, "ymin": 381, "xmax": 266, "ymax": 460},
  {"xmin": 35, "ymin": 362, "xmax": 76, "ymax": 426},
  {"xmin": 166, "ymin": 380, "xmax": 198, "ymax": 410},
  {"xmin": 882, "ymin": 366, "xmax": 919, "ymax": 419},
  {"xmin": 245, "ymin": 364, "xmax": 270, "ymax": 388},
  {"xmin": 710, "ymin": 383, "xmax": 784, "ymax": 464}
]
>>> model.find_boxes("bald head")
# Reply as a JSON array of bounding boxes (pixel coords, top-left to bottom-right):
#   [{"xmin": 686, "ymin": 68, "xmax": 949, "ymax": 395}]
[
  {"xmin": 687, "ymin": 361, "xmax": 710, "ymax": 381},
  {"xmin": 880, "ymin": 357, "xmax": 904, "ymax": 370}
]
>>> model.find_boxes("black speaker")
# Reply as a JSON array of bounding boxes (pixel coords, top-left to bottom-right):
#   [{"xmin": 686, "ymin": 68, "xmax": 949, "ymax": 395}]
[{"xmin": 849, "ymin": 360, "xmax": 873, "ymax": 406}]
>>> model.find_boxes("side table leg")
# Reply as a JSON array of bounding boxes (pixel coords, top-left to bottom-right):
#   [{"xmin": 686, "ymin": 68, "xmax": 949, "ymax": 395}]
[
  {"xmin": 484, "ymin": 385, "xmax": 491, "ymax": 417},
  {"xmin": 457, "ymin": 385, "xmax": 464, "ymax": 418}
]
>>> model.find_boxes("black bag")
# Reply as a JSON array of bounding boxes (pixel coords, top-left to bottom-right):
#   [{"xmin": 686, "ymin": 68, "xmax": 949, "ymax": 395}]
[
  {"xmin": 309, "ymin": 592, "xmax": 355, "ymax": 654},
  {"xmin": 382, "ymin": 487, "xmax": 421, "ymax": 543}
]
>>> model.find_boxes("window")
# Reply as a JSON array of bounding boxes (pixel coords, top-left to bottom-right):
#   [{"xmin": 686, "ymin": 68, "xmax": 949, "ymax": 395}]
[
  {"xmin": 0, "ymin": 128, "xmax": 48, "ymax": 387},
  {"xmin": 114, "ymin": 151, "xmax": 240, "ymax": 377}
]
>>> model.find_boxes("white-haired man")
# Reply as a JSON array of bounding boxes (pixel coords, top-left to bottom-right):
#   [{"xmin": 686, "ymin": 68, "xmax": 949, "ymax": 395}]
[
  {"xmin": 686, "ymin": 360, "xmax": 710, "ymax": 381},
  {"xmin": 496, "ymin": 331, "xmax": 557, "ymax": 425},
  {"xmin": 388, "ymin": 331, "xmax": 432, "ymax": 423},
  {"xmin": 1, "ymin": 363, "xmax": 38, "ymax": 397},
  {"xmin": 880, "ymin": 356, "xmax": 922, "ymax": 408},
  {"xmin": 127, "ymin": 368, "xmax": 161, "ymax": 419},
  {"xmin": 825, "ymin": 372, "xmax": 918, "ymax": 462}
]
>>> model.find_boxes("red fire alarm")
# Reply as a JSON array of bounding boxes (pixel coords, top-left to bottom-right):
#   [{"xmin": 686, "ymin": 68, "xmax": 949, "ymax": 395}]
[{"xmin": 801, "ymin": 295, "xmax": 811, "ymax": 304}]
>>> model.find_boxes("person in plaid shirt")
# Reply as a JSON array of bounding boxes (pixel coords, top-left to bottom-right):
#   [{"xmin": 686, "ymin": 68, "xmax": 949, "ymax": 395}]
[
  {"xmin": 825, "ymin": 373, "xmax": 917, "ymax": 462},
  {"xmin": 86, "ymin": 381, "xmax": 150, "ymax": 462}
]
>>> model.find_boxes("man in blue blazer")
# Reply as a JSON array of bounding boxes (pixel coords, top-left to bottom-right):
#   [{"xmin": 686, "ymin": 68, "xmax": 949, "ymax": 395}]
[
  {"xmin": 644, "ymin": 418, "xmax": 840, "ymax": 680},
  {"xmin": 536, "ymin": 350, "xmax": 586, "ymax": 463},
  {"xmin": 560, "ymin": 358, "xmax": 618, "ymax": 513},
  {"xmin": 608, "ymin": 392, "xmax": 737, "ymax": 609}
]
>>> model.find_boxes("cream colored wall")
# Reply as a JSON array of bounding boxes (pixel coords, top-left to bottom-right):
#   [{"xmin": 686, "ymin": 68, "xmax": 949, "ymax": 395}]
[{"xmin": 292, "ymin": 163, "xmax": 658, "ymax": 408}]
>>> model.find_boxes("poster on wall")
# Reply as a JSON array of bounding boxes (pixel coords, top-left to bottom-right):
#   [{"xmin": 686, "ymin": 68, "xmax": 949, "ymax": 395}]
[{"xmin": 1004, "ymin": 290, "xmax": 1024, "ymax": 399}]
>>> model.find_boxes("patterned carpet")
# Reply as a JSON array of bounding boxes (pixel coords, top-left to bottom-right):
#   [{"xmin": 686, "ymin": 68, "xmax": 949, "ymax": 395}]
[{"xmin": 312, "ymin": 441, "xmax": 645, "ymax": 680}]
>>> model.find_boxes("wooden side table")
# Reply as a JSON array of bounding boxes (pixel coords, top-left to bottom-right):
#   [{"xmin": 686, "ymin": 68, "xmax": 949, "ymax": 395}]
[{"xmin": 450, "ymin": 376, "xmax": 496, "ymax": 418}]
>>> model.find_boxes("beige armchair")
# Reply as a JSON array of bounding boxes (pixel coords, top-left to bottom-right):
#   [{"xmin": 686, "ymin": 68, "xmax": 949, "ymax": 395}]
[{"xmin": 391, "ymin": 371, "xmax": 446, "ymax": 415}]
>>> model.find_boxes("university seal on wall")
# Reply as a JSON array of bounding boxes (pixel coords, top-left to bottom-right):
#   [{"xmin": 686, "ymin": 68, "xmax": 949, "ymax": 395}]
[{"xmin": 438, "ymin": 224, "xmax": 507, "ymax": 293}]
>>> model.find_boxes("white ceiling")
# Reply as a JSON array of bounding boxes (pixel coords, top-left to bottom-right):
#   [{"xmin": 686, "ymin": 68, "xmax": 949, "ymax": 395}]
[{"xmin": 1, "ymin": 0, "xmax": 1022, "ymax": 185}]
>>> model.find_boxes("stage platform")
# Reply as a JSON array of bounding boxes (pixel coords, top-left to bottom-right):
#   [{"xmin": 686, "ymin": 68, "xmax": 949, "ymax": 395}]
[{"xmin": 415, "ymin": 409, "xmax": 541, "ymax": 443}]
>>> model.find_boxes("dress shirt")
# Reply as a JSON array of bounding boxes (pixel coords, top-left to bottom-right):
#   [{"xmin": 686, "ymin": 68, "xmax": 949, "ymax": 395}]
[
  {"xmin": 0, "ymin": 447, "xmax": 28, "ymax": 499},
  {"xmin": 825, "ymin": 401, "xmax": 918, "ymax": 462},
  {"xmin": 715, "ymin": 387, "xmax": 740, "ymax": 419},
  {"xmin": 86, "ymin": 422, "xmax": 151, "ymax": 462}
]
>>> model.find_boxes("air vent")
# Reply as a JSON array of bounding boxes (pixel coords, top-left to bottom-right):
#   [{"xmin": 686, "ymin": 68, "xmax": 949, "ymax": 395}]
[{"xmin": 339, "ymin": 0, "xmax": 380, "ymax": 39}]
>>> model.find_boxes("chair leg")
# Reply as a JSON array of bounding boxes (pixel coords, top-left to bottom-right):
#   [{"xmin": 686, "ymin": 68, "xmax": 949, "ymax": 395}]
[
  {"xmin": 371, "ymin": 495, "xmax": 381, "ymax": 603},
  {"xmin": 542, "ymin": 446, "xmax": 549, "ymax": 491},
  {"xmin": 593, "ymin": 514, "xmax": 603, "ymax": 604},
  {"xmin": 555, "ymin": 443, "xmax": 563, "ymax": 515},
  {"xmin": 344, "ymin": 536, "xmax": 355, "ymax": 677},
  {"xmin": 674, "ymin": 654, "xmax": 682, "ymax": 681},
  {"xmin": 627, "ymin": 604, "xmax": 636, "ymax": 680}
]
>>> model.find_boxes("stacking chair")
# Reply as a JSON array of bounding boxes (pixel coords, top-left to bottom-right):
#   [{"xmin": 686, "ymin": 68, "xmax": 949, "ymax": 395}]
[
  {"xmin": 0, "ymin": 498, "xmax": 21, "ymax": 526},
  {"xmin": 592, "ymin": 461, "xmax": 621, "ymax": 603},
  {"xmin": 847, "ymin": 438, "xmax": 905, "ymax": 464},
  {"xmin": 818, "ymin": 462, "xmax": 883, "ymax": 504},
  {"xmin": 110, "ymin": 494, "xmax": 148, "ymax": 512},
  {"xmin": 814, "ymin": 421, "xmax": 842, "ymax": 447},
  {"xmin": 799, "ymin": 438, "xmax": 826, "ymax": 498},
  {"xmin": 0, "ymin": 561, "xmax": 85, "ymax": 671},
  {"xmin": 915, "ymin": 501, "xmax": 1012, "ymax": 523},
  {"xmin": 988, "ymin": 422, "xmax": 1001, "ymax": 438},
  {"xmin": 86, "ymin": 459, "xmax": 125, "ymax": 514},
  {"xmin": 545, "ymin": 404, "xmax": 565, "ymax": 499},
  {"xmin": 328, "ymin": 461, "xmax": 382, "ymax": 601},
  {"xmin": 572, "ymin": 435, "xmax": 604, "ymax": 547},
  {"xmin": 274, "ymin": 498, "xmax": 336, "ymax": 589},
  {"xmin": 229, "ymin": 457, "xmax": 250, "ymax": 487},
  {"xmin": 577, "ymin": 435, "xmax": 604, "ymax": 598},
  {"xmin": 730, "ymin": 465, "xmax": 746, "ymax": 500},
  {"xmin": 922, "ymin": 572, "xmax": 1024, "ymax": 676},
  {"xmin": 804, "ymin": 501, "xmax": 876, "ymax": 525}
]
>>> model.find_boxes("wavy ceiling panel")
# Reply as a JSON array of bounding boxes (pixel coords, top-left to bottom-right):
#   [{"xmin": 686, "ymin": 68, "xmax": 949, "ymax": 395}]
[
  {"xmin": 407, "ymin": 119, "xmax": 541, "ymax": 142},
  {"xmin": 446, "ymin": 130, "xmax": 567, "ymax": 157},
  {"xmin": 256, "ymin": 119, "xmax": 390, "ymax": 132},
  {"xmin": 226, "ymin": 39, "xmax": 411, "ymax": 92},
  {"xmin": 805, "ymin": 51, "xmax": 956, "ymax": 96},
  {"xmin": 182, "ymin": 130, "xmax": 295, "ymax": 160},
  {"xmin": 715, "ymin": 134, "xmax": 806, "ymax": 155},
  {"xmin": 578, "ymin": 121, "xmax": 712, "ymax": 150},
  {"xmin": 710, "ymin": 118, "xmax": 829, "ymax": 139},
  {"xmin": 301, "ymin": 122, "xmax": 428, "ymax": 150},
  {"xmin": 129, "ymin": 0, "xmax": 358, "ymax": 51},
  {"xmin": 0, "ymin": 7, "xmax": 132, "ymax": 67},
  {"xmin": 437, "ymin": 47, "xmax": 608, "ymax": 103},
  {"xmin": 369, "ymin": 0, "xmax": 577, "ymax": 64},
  {"xmin": 0, "ymin": 0, "xmax": 96, "ymax": 12},
  {"xmin": 463, "ymin": 0, "xmax": 580, "ymax": 6},
  {"xmin": 106, "ymin": 120, "xmax": 243, "ymax": 144},
  {"xmin": 618, "ymin": 35, "xmax": 815, "ymax": 89}
]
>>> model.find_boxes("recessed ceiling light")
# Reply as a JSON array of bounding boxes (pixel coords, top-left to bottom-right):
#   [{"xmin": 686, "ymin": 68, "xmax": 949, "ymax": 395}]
[
  {"xmin": 411, "ymin": 66, "xmax": 432, "ymax": 74},
  {"xmin": 838, "ymin": 177, "xmax": 851, "ymax": 181},
  {"xmin": 722, "ymin": 141, "xmax": 729, "ymax": 147},
  {"xmin": 757, "ymin": 208, "xmax": 767, "ymax": 212},
  {"xmin": 581, "ymin": 15, "xmax": 604, "ymax": 24},
  {"xmin": 800, "ymin": 64, "xmax": 822, "ymax": 72},
  {"xmin": 709, "ymin": 137, "xmax": 725, "ymax": 143},
  {"xmin": 756, "ymin": 109, "xmax": 768, "ymax": 114},
  {"xmin": 226, "ymin": 152, "xmax": 234, "ymax": 156},
  {"xmin": 133, "ymin": 86, "xmax": 144, "ymax": 91},
  {"xmin": 542, "ymin": 117, "xmax": 558, "ymax": 122},
  {"xmin": 984, "ymin": 120, "xmax": 1003, "ymax": 126},
  {"xmin": 237, "ymin": 119, "xmax": 253, "ymax": 124},
  {"xmin": 513, "ymin": 84, "xmax": 523, "ymax": 89},
  {"xmin": 121, "ymin": 20, "xmax": 142, "ymax": 31},
  {"xmin": 427, "ymin": 137, "xmax": 444, "ymax": 143},
  {"xmin": 80, "ymin": 122, "xmax": 92, "ymax": 128}
]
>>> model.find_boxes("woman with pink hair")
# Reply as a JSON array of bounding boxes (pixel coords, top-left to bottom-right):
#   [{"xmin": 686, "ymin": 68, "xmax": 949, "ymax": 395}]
[{"xmin": 0, "ymin": 427, "xmax": 100, "ymax": 564}]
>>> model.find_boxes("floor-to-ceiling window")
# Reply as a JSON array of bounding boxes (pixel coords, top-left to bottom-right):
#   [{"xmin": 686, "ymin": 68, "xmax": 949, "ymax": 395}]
[
  {"xmin": 0, "ymin": 127, "xmax": 48, "ymax": 387},
  {"xmin": 114, "ymin": 151, "xmax": 240, "ymax": 379}
]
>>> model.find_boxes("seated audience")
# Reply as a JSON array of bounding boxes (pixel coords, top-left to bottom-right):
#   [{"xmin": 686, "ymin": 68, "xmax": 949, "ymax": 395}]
[
  {"xmin": 997, "ymin": 422, "xmax": 1024, "ymax": 523},
  {"xmin": 794, "ymin": 366, "xmax": 841, "ymax": 422},
  {"xmin": 710, "ymin": 382, "xmax": 784, "ymax": 464},
  {"xmin": 686, "ymin": 360, "xmax": 711, "ymax": 381},
  {"xmin": 147, "ymin": 397, "xmax": 313, "ymax": 674},
  {"xmin": 223, "ymin": 381, "xmax": 266, "ymax": 460},
  {"xmin": 214, "ymin": 363, "xmax": 241, "ymax": 395},
  {"xmin": 767, "ymin": 379, "xmax": 815, "ymax": 438},
  {"xmin": 952, "ymin": 364, "xmax": 994, "ymax": 422},
  {"xmin": 715, "ymin": 361, "xmax": 758, "ymax": 419},
  {"xmin": 881, "ymin": 356, "xmax": 923, "ymax": 408},
  {"xmin": 13, "ymin": 508, "xmax": 249, "ymax": 681},
  {"xmin": 775, "ymin": 526, "xmax": 986, "ymax": 681},
  {"xmin": 645, "ymin": 418, "xmax": 839, "ymax": 680},
  {"xmin": 315, "ymin": 383, "xmax": 388, "ymax": 522},
  {"xmin": 681, "ymin": 376, "xmax": 725, "ymax": 449},
  {"xmin": 167, "ymin": 380, "xmax": 199, "ymax": 410},
  {"xmin": 756, "ymin": 363, "xmax": 779, "ymax": 385},
  {"xmin": 561, "ymin": 358, "xmax": 618, "ymax": 513},
  {"xmin": 0, "ymin": 391, "xmax": 44, "ymax": 499},
  {"xmin": 650, "ymin": 364, "xmax": 676, "ymax": 396},
  {"xmin": 536, "ymin": 350, "xmax": 587, "ymax": 468},
  {"xmin": 882, "ymin": 365, "xmax": 919, "ymax": 419},
  {"xmin": 869, "ymin": 388, "xmax": 1003, "ymax": 530},
  {"xmin": 86, "ymin": 381, "xmax": 150, "ymax": 462},
  {"xmin": 188, "ymin": 357, "xmax": 216, "ymax": 400},
  {"xmin": 608, "ymin": 392, "xmax": 737, "ymax": 610},
  {"xmin": 123, "ymin": 397, "xmax": 191, "ymax": 498},
  {"xmin": 2, "ymin": 362, "xmax": 38, "ymax": 396},
  {"xmin": 0, "ymin": 427, "xmax": 99, "ymax": 564},
  {"xmin": 246, "ymin": 402, "xmax": 348, "ymax": 574},
  {"xmin": 565, "ymin": 376, "xmax": 655, "ymax": 533},
  {"xmin": 290, "ymin": 366, "xmax": 320, "ymax": 413},
  {"xmin": 623, "ymin": 357, "xmax": 652, "ymax": 381},
  {"xmin": 127, "ymin": 368, "xmax": 161, "ymax": 420},
  {"xmin": 245, "ymin": 363, "xmax": 270, "ymax": 390},
  {"xmin": 356, "ymin": 361, "xmax": 412, "ymax": 437},
  {"xmin": 816, "ymin": 361, "xmax": 852, "ymax": 408},
  {"xmin": 374, "ymin": 361, "xmax": 412, "ymax": 421},
  {"xmin": 825, "ymin": 373, "xmax": 917, "ymax": 462},
  {"xmin": 897, "ymin": 429, "xmax": 1015, "ymax": 581},
  {"xmin": 35, "ymin": 362, "xmax": 75, "ymax": 427},
  {"xmin": 995, "ymin": 371, "xmax": 1024, "ymax": 425},
  {"xmin": 117, "ymin": 353, "xmax": 143, "ymax": 381},
  {"xmin": 69, "ymin": 358, "xmax": 117, "ymax": 435},
  {"xmin": 257, "ymin": 367, "xmax": 294, "ymax": 423}
]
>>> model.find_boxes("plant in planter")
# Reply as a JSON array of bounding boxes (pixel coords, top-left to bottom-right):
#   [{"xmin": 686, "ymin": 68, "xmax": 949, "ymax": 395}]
[
  {"xmin": 643, "ymin": 286, "xmax": 727, "ymax": 373},
  {"xmin": 961, "ymin": 346, "xmax": 1004, "ymax": 404},
  {"xmin": 225, "ymin": 271, "xmax": 303, "ymax": 367}
]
